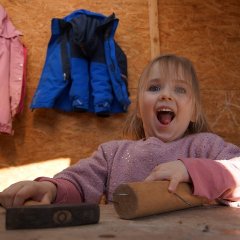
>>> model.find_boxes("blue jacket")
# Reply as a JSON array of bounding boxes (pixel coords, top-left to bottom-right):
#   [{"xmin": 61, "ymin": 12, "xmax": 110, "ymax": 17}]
[{"xmin": 31, "ymin": 9, "xmax": 130, "ymax": 115}]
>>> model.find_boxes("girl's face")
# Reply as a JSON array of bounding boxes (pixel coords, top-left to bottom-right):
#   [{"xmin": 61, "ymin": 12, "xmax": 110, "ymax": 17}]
[{"xmin": 138, "ymin": 61, "xmax": 195, "ymax": 142}]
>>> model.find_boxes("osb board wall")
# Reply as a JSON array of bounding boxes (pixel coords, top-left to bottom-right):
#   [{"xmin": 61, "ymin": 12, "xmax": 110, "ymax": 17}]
[
  {"xmin": 0, "ymin": 0, "xmax": 239, "ymax": 168},
  {"xmin": 158, "ymin": 0, "xmax": 240, "ymax": 145},
  {"xmin": 0, "ymin": 0, "xmax": 149, "ymax": 167}
]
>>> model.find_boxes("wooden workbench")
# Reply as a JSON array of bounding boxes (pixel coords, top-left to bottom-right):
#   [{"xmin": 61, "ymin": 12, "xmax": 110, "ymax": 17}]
[{"xmin": 0, "ymin": 204, "xmax": 239, "ymax": 239}]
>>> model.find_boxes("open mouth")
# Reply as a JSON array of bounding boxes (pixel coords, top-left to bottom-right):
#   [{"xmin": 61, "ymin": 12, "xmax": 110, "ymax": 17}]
[{"xmin": 157, "ymin": 108, "xmax": 175, "ymax": 125}]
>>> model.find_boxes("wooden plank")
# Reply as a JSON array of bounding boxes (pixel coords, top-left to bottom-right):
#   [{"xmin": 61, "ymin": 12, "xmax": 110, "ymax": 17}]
[{"xmin": 148, "ymin": 0, "xmax": 160, "ymax": 58}]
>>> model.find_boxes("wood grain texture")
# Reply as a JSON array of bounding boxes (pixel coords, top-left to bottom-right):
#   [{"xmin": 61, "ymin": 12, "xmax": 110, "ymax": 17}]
[
  {"xmin": 158, "ymin": 0, "xmax": 240, "ymax": 145},
  {"xmin": 113, "ymin": 181, "xmax": 206, "ymax": 219},
  {"xmin": 0, "ymin": 0, "xmax": 148, "ymax": 167},
  {"xmin": 148, "ymin": 0, "xmax": 160, "ymax": 58},
  {"xmin": 0, "ymin": 0, "xmax": 239, "ymax": 174}
]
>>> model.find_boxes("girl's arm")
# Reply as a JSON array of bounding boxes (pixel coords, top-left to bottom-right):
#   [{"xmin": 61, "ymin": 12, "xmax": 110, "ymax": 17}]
[
  {"xmin": 180, "ymin": 157, "xmax": 240, "ymax": 202},
  {"xmin": 180, "ymin": 133, "xmax": 240, "ymax": 203},
  {"xmin": 145, "ymin": 134, "xmax": 240, "ymax": 204},
  {"xmin": 43, "ymin": 143, "xmax": 110, "ymax": 204}
]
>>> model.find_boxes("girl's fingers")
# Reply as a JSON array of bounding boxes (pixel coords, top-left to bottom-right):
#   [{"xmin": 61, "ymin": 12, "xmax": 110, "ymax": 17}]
[
  {"xmin": 168, "ymin": 177, "xmax": 180, "ymax": 193},
  {"xmin": 0, "ymin": 182, "xmax": 25, "ymax": 207},
  {"xmin": 12, "ymin": 185, "xmax": 36, "ymax": 206},
  {"xmin": 24, "ymin": 200, "xmax": 46, "ymax": 206},
  {"xmin": 40, "ymin": 193, "xmax": 52, "ymax": 204},
  {"xmin": 12, "ymin": 181, "xmax": 47, "ymax": 206},
  {"xmin": 144, "ymin": 169, "xmax": 165, "ymax": 181},
  {"xmin": 0, "ymin": 181, "xmax": 56, "ymax": 208}
]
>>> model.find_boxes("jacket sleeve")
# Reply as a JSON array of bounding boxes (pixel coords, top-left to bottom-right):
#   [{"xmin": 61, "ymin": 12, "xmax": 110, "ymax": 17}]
[
  {"xmin": 0, "ymin": 37, "xmax": 12, "ymax": 134},
  {"xmin": 9, "ymin": 38, "xmax": 26, "ymax": 117},
  {"xmin": 179, "ymin": 136, "xmax": 240, "ymax": 203}
]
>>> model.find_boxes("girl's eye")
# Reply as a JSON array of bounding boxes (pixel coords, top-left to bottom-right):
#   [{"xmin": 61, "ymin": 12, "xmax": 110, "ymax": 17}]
[
  {"xmin": 175, "ymin": 86, "xmax": 187, "ymax": 94},
  {"xmin": 148, "ymin": 85, "xmax": 161, "ymax": 92}
]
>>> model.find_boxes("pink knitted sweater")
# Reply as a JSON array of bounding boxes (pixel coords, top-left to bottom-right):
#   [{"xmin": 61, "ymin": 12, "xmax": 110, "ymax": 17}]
[{"xmin": 38, "ymin": 132, "xmax": 240, "ymax": 205}]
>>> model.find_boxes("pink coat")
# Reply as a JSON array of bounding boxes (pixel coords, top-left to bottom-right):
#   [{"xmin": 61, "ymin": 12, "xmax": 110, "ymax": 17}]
[{"xmin": 0, "ymin": 5, "xmax": 26, "ymax": 135}]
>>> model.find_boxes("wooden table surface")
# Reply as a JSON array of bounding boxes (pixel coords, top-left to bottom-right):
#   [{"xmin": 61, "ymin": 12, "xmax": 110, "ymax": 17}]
[{"xmin": 0, "ymin": 204, "xmax": 240, "ymax": 240}]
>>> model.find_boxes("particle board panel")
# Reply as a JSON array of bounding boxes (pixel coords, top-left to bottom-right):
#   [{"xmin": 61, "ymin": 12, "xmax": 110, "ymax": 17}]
[
  {"xmin": 0, "ymin": 0, "xmax": 147, "ymax": 167},
  {"xmin": 158, "ymin": 0, "xmax": 240, "ymax": 146},
  {"xmin": 202, "ymin": 90, "xmax": 240, "ymax": 145},
  {"xmin": 159, "ymin": 0, "xmax": 240, "ymax": 90},
  {"xmin": 1, "ymin": 0, "xmax": 150, "ymax": 90},
  {"xmin": 0, "ymin": 0, "xmax": 239, "ymax": 173}
]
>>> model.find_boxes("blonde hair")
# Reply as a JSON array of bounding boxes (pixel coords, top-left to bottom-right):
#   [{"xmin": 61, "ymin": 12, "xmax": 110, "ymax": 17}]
[{"xmin": 123, "ymin": 54, "xmax": 210, "ymax": 140}]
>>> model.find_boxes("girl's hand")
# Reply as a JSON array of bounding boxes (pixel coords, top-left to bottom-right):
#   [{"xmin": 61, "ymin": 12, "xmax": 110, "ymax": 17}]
[
  {"xmin": 145, "ymin": 160, "xmax": 190, "ymax": 192},
  {"xmin": 0, "ymin": 180, "xmax": 57, "ymax": 208}
]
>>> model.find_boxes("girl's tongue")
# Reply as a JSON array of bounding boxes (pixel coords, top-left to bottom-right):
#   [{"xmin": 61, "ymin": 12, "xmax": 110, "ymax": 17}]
[{"xmin": 157, "ymin": 112, "xmax": 174, "ymax": 125}]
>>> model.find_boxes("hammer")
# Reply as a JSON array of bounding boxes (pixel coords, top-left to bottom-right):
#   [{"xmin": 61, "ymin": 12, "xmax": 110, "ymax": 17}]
[
  {"xmin": 5, "ymin": 200, "xmax": 100, "ymax": 230},
  {"xmin": 113, "ymin": 181, "xmax": 211, "ymax": 219}
]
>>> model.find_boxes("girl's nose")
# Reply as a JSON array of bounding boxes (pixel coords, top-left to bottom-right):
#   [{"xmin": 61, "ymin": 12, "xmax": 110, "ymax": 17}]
[
  {"xmin": 161, "ymin": 95, "xmax": 173, "ymax": 101},
  {"xmin": 159, "ymin": 87, "xmax": 173, "ymax": 101}
]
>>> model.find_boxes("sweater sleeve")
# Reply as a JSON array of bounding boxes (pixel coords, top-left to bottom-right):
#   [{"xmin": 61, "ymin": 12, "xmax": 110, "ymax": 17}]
[
  {"xmin": 36, "ymin": 177, "xmax": 82, "ymax": 204},
  {"xmin": 52, "ymin": 143, "xmax": 109, "ymax": 203},
  {"xmin": 179, "ymin": 134, "xmax": 240, "ymax": 204},
  {"xmin": 180, "ymin": 157, "xmax": 240, "ymax": 202}
]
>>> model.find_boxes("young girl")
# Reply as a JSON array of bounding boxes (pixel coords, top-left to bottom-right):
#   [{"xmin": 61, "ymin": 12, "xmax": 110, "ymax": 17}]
[{"xmin": 0, "ymin": 54, "xmax": 240, "ymax": 208}]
